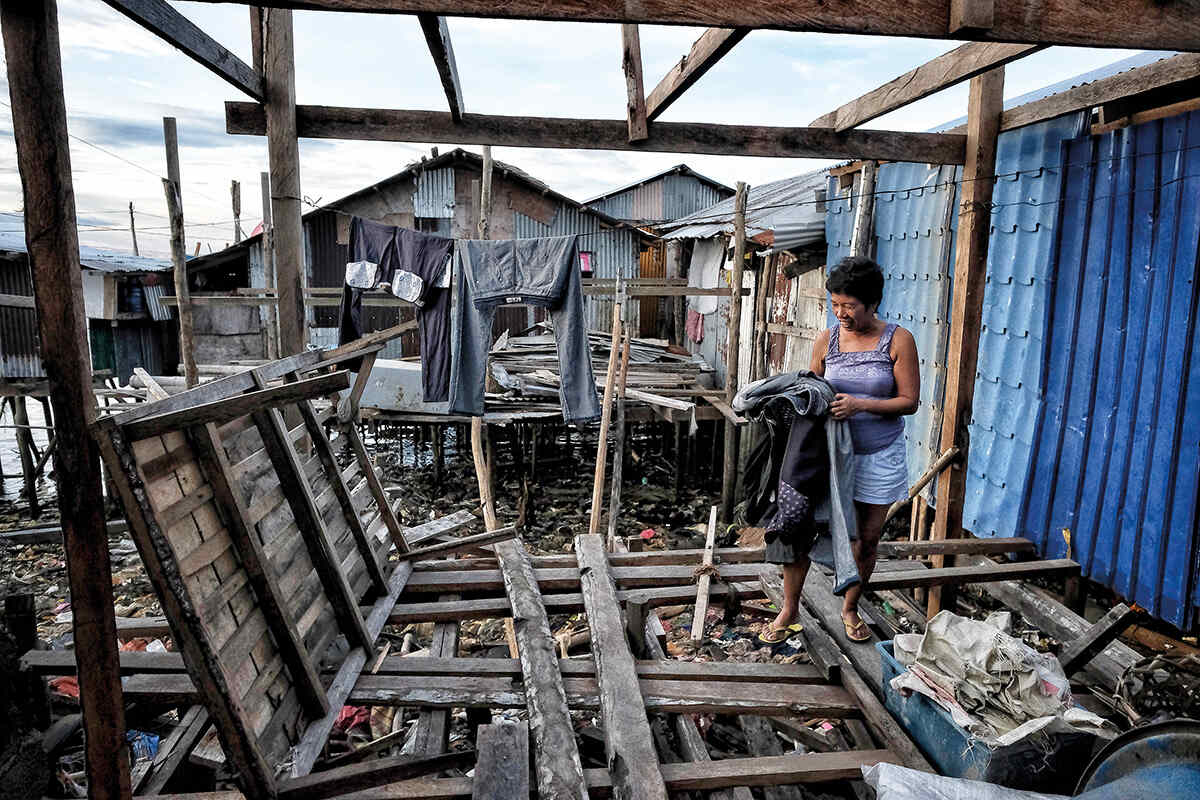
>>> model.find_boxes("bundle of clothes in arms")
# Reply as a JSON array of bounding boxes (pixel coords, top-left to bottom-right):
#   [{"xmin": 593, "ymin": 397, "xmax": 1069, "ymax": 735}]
[{"xmin": 337, "ymin": 216, "xmax": 600, "ymax": 424}]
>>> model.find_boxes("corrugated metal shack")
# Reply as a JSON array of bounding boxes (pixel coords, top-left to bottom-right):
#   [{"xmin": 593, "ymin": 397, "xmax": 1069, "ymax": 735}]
[
  {"xmin": 185, "ymin": 148, "xmax": 655, "ymax": 359},
  {"xmin": 0, "ymin": 226, "xmax": 175, "ymax": 383},
  {"xmin": 825, "ymin": 53, "xmax": 1200, "ymax": 628},
  {"xmin": 657, "ymin": 170, "xmax": 829, "ymax": 387},
  {"xmin": 585, "ymin": 164, "xmax": 734, "ymax": 227}
]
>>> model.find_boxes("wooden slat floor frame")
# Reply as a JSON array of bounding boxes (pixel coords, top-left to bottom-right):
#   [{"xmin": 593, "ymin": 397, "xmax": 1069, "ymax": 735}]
[{"xmin": 92, "ymin": 350, "xmax": 411, "ymax": 799}]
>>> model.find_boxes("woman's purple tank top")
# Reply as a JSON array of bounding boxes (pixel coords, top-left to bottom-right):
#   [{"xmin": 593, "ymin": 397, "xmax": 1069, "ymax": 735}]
[{"xmin": 824, "ymin": 322, "xmax": 904, "ymax": 454}]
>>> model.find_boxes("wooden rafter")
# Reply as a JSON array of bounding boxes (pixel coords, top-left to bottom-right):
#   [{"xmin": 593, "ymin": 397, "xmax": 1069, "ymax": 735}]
[
  {"xmin": 621, "ymin": 24, "xmax": 649, "ymax": 141},
  {"xmin": 226, "ymin": 103, "xmax": 968, "ymax": 163},
  {"xmin": 187, "ymin": 0, "xmax": 1200, "ymax": 52},
  {"xmin": 417, "ymin": 14, "xmax": 465, "ymax": 122},
  {"xmin": 646, "ymin": 27, "xmax": 747, "ymax": 121},
  {"xmin": 104, "ymin": 0, "xmax": 264, "ymax": 101},
  {"xmin": 982, "ymin": 52, "xmax": 1200, "ymax": 133},
  {"xmin": 811, "ymin": 42, "xmax": 1042, "ymax": 131}
]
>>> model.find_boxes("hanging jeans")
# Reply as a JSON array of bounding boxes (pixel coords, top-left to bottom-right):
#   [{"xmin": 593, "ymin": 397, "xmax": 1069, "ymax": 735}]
[
  {"xmin": 337, "ymin": 217, "xmax": 455, "ymax": 401},
  {"xmin": 449, "ymin": 235, "xmax": 600, "ymax": 424}
]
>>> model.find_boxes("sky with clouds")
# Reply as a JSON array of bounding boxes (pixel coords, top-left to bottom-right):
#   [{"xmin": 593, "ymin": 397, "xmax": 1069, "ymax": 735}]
[{"xmin": 0, "ymin": 1, "xmax": 1144, "ymax": 256}]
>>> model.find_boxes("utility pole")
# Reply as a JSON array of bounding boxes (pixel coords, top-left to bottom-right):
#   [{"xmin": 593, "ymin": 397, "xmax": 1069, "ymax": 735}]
[
  {"xmin": 163, "ymin": 116, "xmax": 198, "ymax": 388},
  {"xmin": 128, "ymin": 201, "xmax": 139, "ymax": 255},
  {"xmin": 232, "ymin": 179, "xmax": 243, "ymax": 243}
]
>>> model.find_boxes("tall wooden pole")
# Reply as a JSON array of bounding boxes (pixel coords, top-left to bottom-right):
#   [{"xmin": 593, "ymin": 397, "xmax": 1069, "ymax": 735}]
[
  {"xmin": 1, "ymin": 2, "xmax": 131, "ymax": 797},
  {"xmin": 720, "ymin": 181, "xmax": 749, "ymax": 521},
  {"xmin": 231, "ymin": 179, "xmax": 243, "ymax": 243},
  {"xmin": 163, "ymin": 117, "xmax": 198, "ymax": 388},
  {"xmin": 605, "ymin": 307, "xmax": 632, "ymax": 550},
  {"xmin": 588, "ymin": 280, "xmax": 624, "ymax": 537},
  {"xmin": 850, "ymin": 160, "xmax": 877, "ymax": 257},
  {"xmin": 263, "ymin": 8, "xmax": 306, "ymax": 357},
  {"xmin": 927, "ymin": 67, "xmax": 1004, "ymax": 618},
  {"xmin": 127, "ymin": 201, "xmax": 139, "ymax": 255},
  {"xmin": 260, "ymin": 170, "xmax": 279, "ymax": 360},
  {"xmin": 471, "ymin": 145, "xmax": 498, "ymax": 531}
]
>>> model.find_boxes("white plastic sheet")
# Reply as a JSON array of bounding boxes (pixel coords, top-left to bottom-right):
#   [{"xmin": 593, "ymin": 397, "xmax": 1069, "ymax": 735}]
[{"xmin": 862, "ymin": 763, "xmax": 1070, "ymax": 800}]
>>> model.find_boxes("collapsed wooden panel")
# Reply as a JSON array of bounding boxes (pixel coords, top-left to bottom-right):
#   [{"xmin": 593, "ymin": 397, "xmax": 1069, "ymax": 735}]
[{"xmin": 93, "ymin": 363, "xmax": 403, "ymax": 798}]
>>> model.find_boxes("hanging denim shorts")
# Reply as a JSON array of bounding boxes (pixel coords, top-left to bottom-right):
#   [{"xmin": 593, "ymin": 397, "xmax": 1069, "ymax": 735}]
[{"xmin": 852, "ymin": 434, "xmax": 908, "ymax": 505}]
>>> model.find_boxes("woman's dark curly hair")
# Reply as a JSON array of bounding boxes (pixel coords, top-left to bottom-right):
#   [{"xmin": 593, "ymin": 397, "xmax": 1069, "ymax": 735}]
[{"xmin": 826, "ymin": 255, "xmax": 884, "ymax": 309}]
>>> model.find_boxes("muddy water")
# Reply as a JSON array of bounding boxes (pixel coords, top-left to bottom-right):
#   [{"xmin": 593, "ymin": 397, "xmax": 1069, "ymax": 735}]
[{"xmin": 0, "ymin": 399, "xmax": 56, "ymax": 521}]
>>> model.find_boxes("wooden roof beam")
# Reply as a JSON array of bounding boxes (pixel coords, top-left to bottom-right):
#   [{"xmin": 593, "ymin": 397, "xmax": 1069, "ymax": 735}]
[
  {"xmin": 104, "ymin": 0, "xmax": 264, "ymax": 101},
  {"xmin": 226, "ymin": 103, "xmax": 968, "ymax": 163},
  {"xmin": 811, "ymin": 42, "xmax": 1042, "ymax": 132},
  {"xmin": 622, "ymin": 24, "xmax": 649, "ymax": 141},
  {"xmin": 979, "ymin": 52, "xmax": 1200, "ymax": 133},
  {"xmin": 186, "ymin": 1, "xmax": 1200, "ymax": 52},
  {"xmin": 416, "ymin": 14, "xmax": 465, "ymax": 122},
  {"xmin": 646, "ymin": 27, "xmax": 748, "ymax": 122}
]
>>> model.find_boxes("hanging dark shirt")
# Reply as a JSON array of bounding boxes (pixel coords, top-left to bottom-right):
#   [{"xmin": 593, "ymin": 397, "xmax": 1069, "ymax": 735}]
[{"xmin": 338, "ymin": 217, "xmax": 455, "ymax": 402}]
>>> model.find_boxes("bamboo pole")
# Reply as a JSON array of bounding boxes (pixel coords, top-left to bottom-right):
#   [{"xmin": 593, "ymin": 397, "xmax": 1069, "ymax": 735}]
[{"xmin": 605, "ymin": 308, "xmax": 633, "ymax": 550}]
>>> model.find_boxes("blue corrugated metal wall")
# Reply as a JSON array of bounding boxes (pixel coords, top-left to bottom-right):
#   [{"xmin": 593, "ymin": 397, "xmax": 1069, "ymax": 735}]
[
  {"xmin": 1019, "ymin": 109, "xmax": 1200, "ymax": 628},
  {"xmin": 825, "ymin": 113, "xmax": 1086, "ymax": 529}
]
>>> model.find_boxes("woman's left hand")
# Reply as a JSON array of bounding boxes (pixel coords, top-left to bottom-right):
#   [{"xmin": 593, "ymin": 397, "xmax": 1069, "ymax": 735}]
[{"xmin": 831, "ymin": 394, "xmax": 861, "ymax": 419}]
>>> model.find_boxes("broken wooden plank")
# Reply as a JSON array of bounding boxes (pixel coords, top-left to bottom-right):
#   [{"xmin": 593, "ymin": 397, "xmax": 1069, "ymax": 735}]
[
  {"xmin": 575, "ymin": 534, "xmax": 668, "ymax": 799},
  {"xmin": 403, "ymin": 509, "xmax": 479, "ymax": 545},
  {"xmin": 277, "ymin": 750, "xmax": 474, "ymax": 800},
  {"xmin": 869, "ymin": 558, "xmax": 1080, "ymax": 591},
  {"xmin": 121, "ymin": 371, "xmax": 348, "ymax": 441},
  {"xmin": 402, "ymin": 561, "xmax": 767, "ymax": 593},
  {"xmin": 737, "ymin": 716, "xmax": 803, "ymax": 800},
  {"xmin": 646, "ymin": 27, "xmax": 747, "ymax": 121},
  {"xmin": 393, "ymin": 526, "xmax": 518, "ymax": 562},
  {"xmin": 493, "ymin": 537, "xmax": 587, "ymax": 800},
  {"xmin": 472, "ymin": 723, "xmax": 529, "ymax": 800},
  {"xmin": 1058, "ymin": 603, "xmax": 1141, "ymax": 677},
  {"xmin": 692, "ymin": 506, "xmax": 719, "ymax": 642},
  {"xmin": 140, "ymin": 705, "xmax": 210, "ymax": 795},
  {"xmin": 390, "ymin": 580, "xmax": 765, "ymax": 624}
]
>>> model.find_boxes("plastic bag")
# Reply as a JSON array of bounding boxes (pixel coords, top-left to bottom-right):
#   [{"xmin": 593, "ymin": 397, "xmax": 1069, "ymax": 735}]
[{"xmin": 862, "ymin": 762, "xmax": 1069, "ymax": 800}]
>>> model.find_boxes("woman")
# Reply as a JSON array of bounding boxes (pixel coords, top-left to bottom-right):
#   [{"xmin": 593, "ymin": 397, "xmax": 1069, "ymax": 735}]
[{"xmin": 765, "ymin": 255, "xmax": 920, "ymax": 643}]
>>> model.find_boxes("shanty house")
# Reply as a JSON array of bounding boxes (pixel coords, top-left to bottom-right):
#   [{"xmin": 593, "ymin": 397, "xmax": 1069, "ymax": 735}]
[
  {"xmin": 656, "ymin": 169, "xmax": 829, "ymax": 387},
  {"xmin": 823, "ymin": 51, "xmax": 1200, "ymax": 628},
  {"xmin": 0, "ymin": 226, "xmax": 175, "ymax": 383},
  {"xmin": 584, "ymin": 164, "xmax": 734, "ymax": 229},
  {"xmin": 184, "ymin": 148, "xmax": 657, "ymax": 362}
]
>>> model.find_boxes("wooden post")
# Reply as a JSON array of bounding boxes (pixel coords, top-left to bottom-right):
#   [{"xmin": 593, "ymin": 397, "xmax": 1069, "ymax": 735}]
[
  {"xmin": 12, "ymin": 395, "xmax": 40, "ymax": 517},
  {"xmin": 128, "ymin": 201, "xmax": 139, "ymax": 256},
  {"xmin": 260, "ymin": 170, "xmax": 279, "ymax": 360},
  {"xmin": 691, "ymin": 505, "xmax": 718, "ymax": 641},
  {"xmin": 231, "ymin": 179, "xmax": 243, "ymax": 242},
  {"xmin": 850, "ymin": 161, "xmax": 877, "ymax": 257},
  {"xmin": 263, "ymin": 8, "xmax": 306, "ymax": 357},
  {"xmin": 1, "ymin": 2, "xmax": 131, "ymax": 797},
  {"xmin": 720, "ymin": 182, "xmax": 748, "ymax": 521},
  {"xmin": 161, "ymin": 125, "xmax": 198, "ymax": 389},
  {"xmin": 621, "ymin": 24, "xmax": 649, "ymax": 142},
  {"xmin": 605, "ymin": 310, "xmax": 632, "ymax": 550},
  {"xmin": 470, "ymin": 143, "xmax": 499, "ymax": 532},
  {"xmin": 477, "ymin": 144, "xmax": 492, "ymax": 239},
  {"xmin": 588, "ymin": 280, "xmax": 624, "ymax": 537},
  {"xmin": 927, "ymin": 67, "xmax": 1004, "ymax": 618}
]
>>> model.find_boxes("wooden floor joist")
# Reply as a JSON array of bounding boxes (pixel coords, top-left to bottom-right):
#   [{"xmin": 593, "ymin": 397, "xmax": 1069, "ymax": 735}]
[{"xmin": 576, "ymin": 534, "xmax": 669, "ymax": 799}]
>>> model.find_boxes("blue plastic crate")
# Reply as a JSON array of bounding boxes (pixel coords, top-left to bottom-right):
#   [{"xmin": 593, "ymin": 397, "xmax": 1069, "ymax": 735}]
[{"xmin": 877, "ymin": 640, "xmax": 1097, "ymax": 793}]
